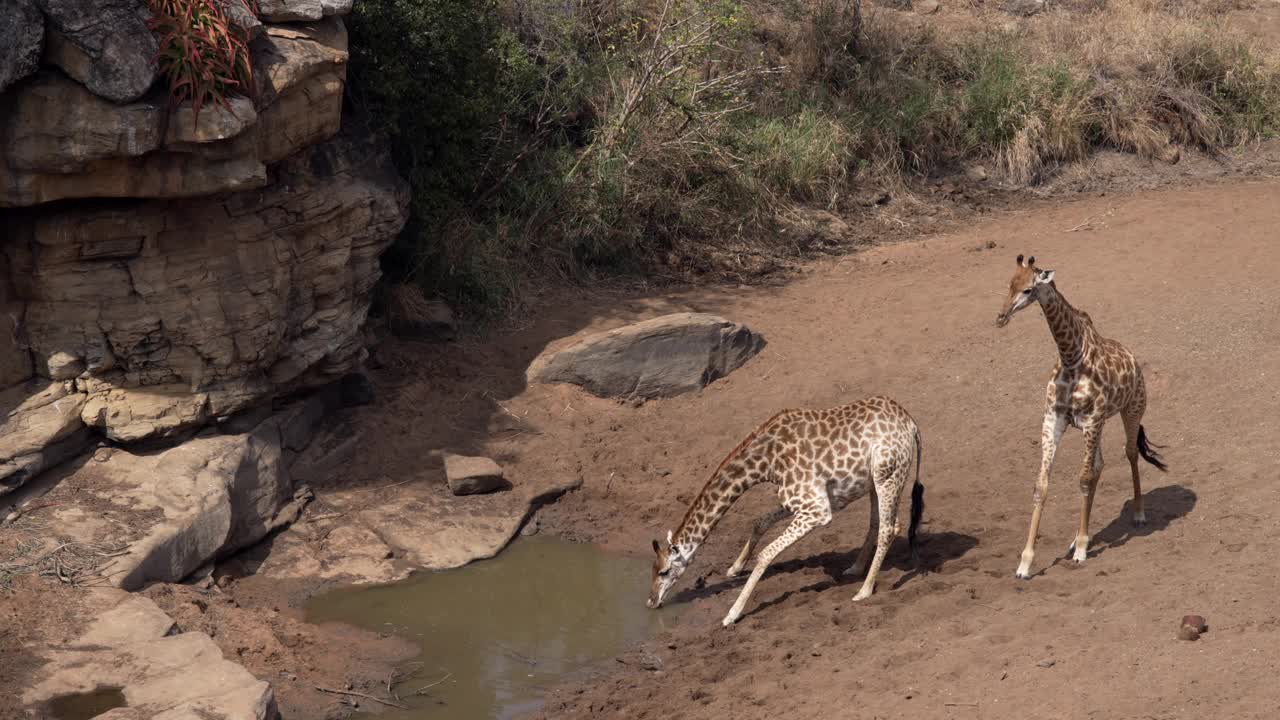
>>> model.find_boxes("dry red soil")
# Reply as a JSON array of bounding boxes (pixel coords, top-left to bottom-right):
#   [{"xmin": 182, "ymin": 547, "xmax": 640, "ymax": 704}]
[{"xmin": 372, "ymin": 178, "xmax": 1280, "ymax": 720}]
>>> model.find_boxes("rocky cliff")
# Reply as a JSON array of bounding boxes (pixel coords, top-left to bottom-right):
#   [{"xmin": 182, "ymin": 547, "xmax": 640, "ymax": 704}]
[{"xmin": 0, "ymin": 0, "xmax": 408, "ymax": 500}]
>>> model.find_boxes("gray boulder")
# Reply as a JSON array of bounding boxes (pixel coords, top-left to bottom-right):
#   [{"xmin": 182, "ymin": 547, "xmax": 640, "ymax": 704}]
[
  {"xmin": 0, "ymin": 0, "xmax": 43, "ymax": 93},
  {"xmin": 36, "ymin": 0, "xmax": 160, "ymax": 103},
  {"xmin": 527, "ymin": 313, "xmax": 766, "ymax": 400}
]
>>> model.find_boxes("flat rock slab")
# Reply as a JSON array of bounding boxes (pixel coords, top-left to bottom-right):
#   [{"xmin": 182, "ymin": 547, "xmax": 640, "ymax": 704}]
[
  {"xmin": 444, "ymin": 454, "xmax": 508, "ymax": 495},
  {"xmin": 527, "ymin": 312, "xmax": 766, "ymax": 400},
  {"xmin": 258, "ymin": 468, "xmax": 582, "ymax": 584},
  {"xmin": 23, "ymin": 588, "xmax": 276, "ymax": 719},
  {"xmin": 31, "ymin": 403, "xmax": 326, "ymax": 590}
]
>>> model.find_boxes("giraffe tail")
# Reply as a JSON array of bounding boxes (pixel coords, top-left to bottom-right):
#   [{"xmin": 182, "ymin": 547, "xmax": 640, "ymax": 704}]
[
  {"xmin": 908, "ymin": 428, "xmax": 925, "ymax": 568},
  {"xmin": 1137, "ymin": 425, "xmax": 1168, "ymax": 472}
]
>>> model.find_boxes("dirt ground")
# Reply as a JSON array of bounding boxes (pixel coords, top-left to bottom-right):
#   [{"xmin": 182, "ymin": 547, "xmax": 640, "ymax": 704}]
[{"xmin": 323, "ymin": 176, "xmax": 1280, "ymax": 720}]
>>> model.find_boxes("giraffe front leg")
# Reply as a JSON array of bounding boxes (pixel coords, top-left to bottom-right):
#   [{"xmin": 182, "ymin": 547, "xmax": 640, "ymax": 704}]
[
  {"xmin": 722, "ymin": 507, "xmax": 828, "ymax": 627},
  {"xmin": 1069, "ymin": 424, "xmax": 1104, "ymax": 564},
  {"xmin": 726, "ymin": 507, "xmax": 790, "ymax": 578},
  {"xmin": 1016, "ymin": 410, "xmax": 1066, "ymax": 579}
]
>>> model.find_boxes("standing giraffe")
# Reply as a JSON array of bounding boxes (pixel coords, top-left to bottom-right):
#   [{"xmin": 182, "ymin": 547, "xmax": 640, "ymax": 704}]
[
  {"xmin": 645, "ymin": 397, "xmax": 926, "ymax": 626},
  {"xmin": 996, "ymin": 254, "xmax": 1168, "ymax": 579}
]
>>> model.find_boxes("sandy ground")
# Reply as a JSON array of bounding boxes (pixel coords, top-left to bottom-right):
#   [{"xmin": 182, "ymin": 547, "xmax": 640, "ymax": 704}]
[
  {"xmin": 7, "ymin": 127, "xmax": 1280, "ymax": 720},
  {"xmin": 361, "ymin": 178, "xmax": 1280, "ymax": 720}
]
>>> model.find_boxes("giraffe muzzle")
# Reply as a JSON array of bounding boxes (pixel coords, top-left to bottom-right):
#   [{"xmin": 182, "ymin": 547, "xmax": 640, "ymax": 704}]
[{"xmin": 995, "ymin": 313, "xmax": 1010, "ymax": 328}]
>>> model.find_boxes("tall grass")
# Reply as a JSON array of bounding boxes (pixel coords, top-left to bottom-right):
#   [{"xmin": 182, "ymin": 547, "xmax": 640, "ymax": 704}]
[{"xmin": 347, "ymin": 0, "xmax": 1280, "ymax": 316}]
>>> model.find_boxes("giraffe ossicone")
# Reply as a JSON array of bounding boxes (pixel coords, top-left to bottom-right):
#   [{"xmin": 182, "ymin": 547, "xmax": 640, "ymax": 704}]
[{"xmin": 645, "ymin": 397, "xmax": 927, "ymax": 627}]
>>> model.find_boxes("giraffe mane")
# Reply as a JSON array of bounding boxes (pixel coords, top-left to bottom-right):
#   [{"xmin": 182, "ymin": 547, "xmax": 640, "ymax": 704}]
[{"xmin": 672, "ymin": 409, "xmax": 791, "ymax": 542}]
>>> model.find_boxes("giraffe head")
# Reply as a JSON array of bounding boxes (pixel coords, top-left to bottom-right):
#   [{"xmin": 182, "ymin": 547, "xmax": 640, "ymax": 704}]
[
  {"xmin": 646, "ymin": 529, "xmax": 693, "ymax": 609},
  {"xmin": 996, "ymin": 254, "xmax": 1055, "ymax": 328}
]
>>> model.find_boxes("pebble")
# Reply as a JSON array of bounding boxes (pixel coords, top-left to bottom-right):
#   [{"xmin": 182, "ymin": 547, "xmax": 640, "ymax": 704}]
[
  {"xmin": 1036, "ymin": 659, "xmax": 1056, "ymax": 668},
  {"xmin": 1179, "ymin": 614, "xmax": 1208, "ymax": 641}
]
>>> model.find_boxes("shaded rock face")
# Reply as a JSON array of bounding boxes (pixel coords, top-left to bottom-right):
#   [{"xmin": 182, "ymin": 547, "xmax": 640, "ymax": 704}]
[
  {"xmin": 0, "ymin": 0, "xmax": 43, "ymax": 93},
  {"xmin": 0, "ymin": 132, "xmax": 408, "ymax": 488},
  {"xmin": 527, "ymin": 313, "xmax": 767, "ymax": 400},
  {"xmin": 0, "ymin": 19, "xmax": 348, "ymax": 207},
  {"xmin": 24, "ymin": 589, "xmax": 277, "ymax": 719},
  {"xmin": 36, "ymin": 0, "xmax": 160, "ymax": 103}
]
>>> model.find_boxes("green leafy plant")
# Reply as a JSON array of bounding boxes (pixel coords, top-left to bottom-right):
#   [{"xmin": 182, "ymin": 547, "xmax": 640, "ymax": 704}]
[{"xmin": 147, "ymin": 0, "xmax": 259, "ymax": 125}]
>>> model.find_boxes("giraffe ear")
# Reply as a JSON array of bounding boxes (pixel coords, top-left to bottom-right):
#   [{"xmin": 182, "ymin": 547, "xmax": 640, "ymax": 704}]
[
  {"xmin": 1016, "ymin": 254, "xmax": 1024, "ymax": 266},
  {"xmin": 1027, "ymin": 255, "xmax": 1036, "ymax": 267},
  {"xmin": 652, "ymin": 539, "xmax": 660, "ymax": 555},
  {"xmin": 1037, "ymin": 269, "xmax": 1055, "ymax": 283}
]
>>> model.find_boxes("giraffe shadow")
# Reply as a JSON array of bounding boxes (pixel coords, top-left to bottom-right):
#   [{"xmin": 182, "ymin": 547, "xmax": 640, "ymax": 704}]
[
  {"xmin": 1067, "ymin": 483, "xmax": 1197, "ymax": 562},
  {"xmin": 667, "ymin": 531, "xmax": 978, "ymax": 611}
]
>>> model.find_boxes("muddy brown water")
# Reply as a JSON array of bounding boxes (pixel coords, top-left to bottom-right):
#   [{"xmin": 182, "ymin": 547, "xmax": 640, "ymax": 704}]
[
  {"xmin": 47, "ymin": 687, "xmax": 126, "ymax": 720},
  {"xmin": 305, "ymin": 535, "xmax": 677, "ymax": 719}
]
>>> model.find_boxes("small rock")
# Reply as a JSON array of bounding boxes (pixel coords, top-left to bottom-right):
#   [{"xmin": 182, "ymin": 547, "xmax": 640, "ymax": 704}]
[
  {"xmin": 913, "ymin": 0, "xmax": 940, "ymax": 13},
  {"xmin": 966, "ymin": 165, "xmax": 988, "ymax": 182},
  {"xmin": 279, "ymin": 670, "xmax": 297, "ymax": 681},
  {"xmin": 444, "ymin": 454, "xmax": 510, "ymax": 496},
  {"xmin": 1179, "ymin": 614, "xmax": 1207, "ymax": 641},
  {"xmin": 521, "ymin": 517, "xmax": 541, "ymax": 536},
  {"xmin": 1036, "ymin": 659, "xmax": 1056, "ymax": 668},
  {"xmin": 639, "ymin": 650, "xmax": 663, "ymax": 671}
]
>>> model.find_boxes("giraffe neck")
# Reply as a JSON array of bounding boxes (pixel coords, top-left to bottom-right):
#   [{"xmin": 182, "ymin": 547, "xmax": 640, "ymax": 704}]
[
  {"xmin": 1038, "ymin": 284, "xmax": 1090, "ymax": 367},
  {"xmin": 672, "ymin": 437, "xmax": 771, "ymax": 555}
]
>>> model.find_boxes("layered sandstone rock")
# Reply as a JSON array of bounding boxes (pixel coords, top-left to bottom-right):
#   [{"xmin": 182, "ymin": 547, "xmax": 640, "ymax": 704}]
[
  {"xmin": 0, "ymin": 18, "xmax": 348, "ymax": 207},
  {"xmin": 0, "ymin": 132, "xmax": 407, "ymax": 480}
]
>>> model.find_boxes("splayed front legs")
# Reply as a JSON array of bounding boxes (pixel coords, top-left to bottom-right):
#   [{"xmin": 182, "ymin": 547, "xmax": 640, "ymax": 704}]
[
  {"xmin": 726, "ymin": 507, "xmax": 791, "ymax": 578},
  {"xmin": 722, "ymin": 507, "xmax": 829, "ymax": 626}
]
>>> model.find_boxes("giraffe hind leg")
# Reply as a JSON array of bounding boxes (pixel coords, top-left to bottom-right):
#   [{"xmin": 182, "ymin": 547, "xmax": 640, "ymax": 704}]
[
  {"xmin": 853, "ymin": 465, "xmax": 906, "ymax": 601},
  {"xmin": 846, "ymin": 487, "xmax": 879, "ymax": 577},
  {"xmin": 1122, "ymin": 410, "xmax": 1147, "ymax": 526}
]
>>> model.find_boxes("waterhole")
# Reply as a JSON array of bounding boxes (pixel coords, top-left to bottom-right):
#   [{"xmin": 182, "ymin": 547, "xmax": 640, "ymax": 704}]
[
  {"xmin": 306, "ymin": 535, "xmax": 677, "ymax": 719},
  {"xmin": 47, "ymin": 687, "xmax": 126, "ymax": 720}
]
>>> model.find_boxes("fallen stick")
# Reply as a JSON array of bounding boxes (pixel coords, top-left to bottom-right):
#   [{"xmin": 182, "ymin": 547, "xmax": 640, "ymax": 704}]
[
  {"xmin": 314, "ymin": 686, "xmax": 409, "ymax": 710},
  {"xmin": 414, "ymin": 672, "xmax": 453, "ymax": 694}
]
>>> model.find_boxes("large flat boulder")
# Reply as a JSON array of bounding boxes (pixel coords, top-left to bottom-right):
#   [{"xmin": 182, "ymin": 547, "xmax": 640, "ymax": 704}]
[
  {"xmin": 36, "ymin": 0, "xmax": 160, "ymax": 103},
  {"xmin": 23, "ymin": 588, "xmax": 277, "ymax": 719},
  {"xmin": 258, "ymin": 458, "xmax": 582, "ymax": 583},
  {"xmin": 29, "ymin": 397, "xmax": 335, "ymax": 590},
  {"xmin": 527, "ymin": 313, "xmax": 766, "ymax": 400},
  {"xmin": 0, "ymin": 0, "xmax": 42, "ymax": 93}
]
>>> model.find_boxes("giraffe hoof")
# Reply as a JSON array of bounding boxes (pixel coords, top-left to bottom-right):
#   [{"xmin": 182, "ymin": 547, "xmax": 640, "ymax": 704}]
[
  {"xmin": 852, "ymin": 588, "xmax": 873, "ymax": 602},
  {"xmin": 1133, "ymin": 514, "xmax": 1148, "ymax": 528},
  {"xmin": 1014, "ymin": 568, "xmax": 1033, "ymax": 580},
  {"xmin": 721, "ymin": 613, "xmax": 739, "ymax": 627},
  {"xmin": 1071, "ymin": 548, "xmax": 1088, "ymax": 564},
  {"xmin": 725, "ymin": 566, "xmax": 741, "ymax": 579}
]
